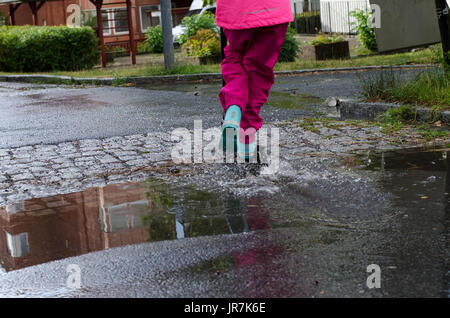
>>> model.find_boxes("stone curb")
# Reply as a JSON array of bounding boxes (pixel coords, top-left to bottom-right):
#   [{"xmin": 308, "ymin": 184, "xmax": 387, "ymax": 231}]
[
  {"xmin": 0, "ymin": 64, "xmax": 434, "ymax": 86},
  {"xmin": 340, "ymin": 101, "xmax": 450, "ymax": 125}
]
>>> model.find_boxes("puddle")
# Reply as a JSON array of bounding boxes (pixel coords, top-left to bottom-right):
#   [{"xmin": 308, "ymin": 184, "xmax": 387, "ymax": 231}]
[
  {"xmin": 0, "ymin": 179, "xmax": 252, "ymax": 272},
  {"xmin": 139, "ymin": 82, "xmax": 332, "ymax": 117},
  {"xmin": 139, "ymin": 82, "xmax": 221, "ymax": 99},
  {"xmin": 360, "ymin": 148, "xmax": 449, "ymax": 172},
  {"xmin": 0, "ymin": 148, "xmax": 448, "ymax": 296},
  {"xmin": 22, "ymin": 93, "xmax": 108, "ymax": 109},
  {"xmin": 266, "ymin": 91, "xmax": 325, "ymax": 112}
]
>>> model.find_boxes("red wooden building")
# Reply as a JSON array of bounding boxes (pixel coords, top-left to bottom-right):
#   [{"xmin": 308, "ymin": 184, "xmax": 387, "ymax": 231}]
[{"xmin": 0, "ymin": 0, "xmax": 192, "ymax": 66}]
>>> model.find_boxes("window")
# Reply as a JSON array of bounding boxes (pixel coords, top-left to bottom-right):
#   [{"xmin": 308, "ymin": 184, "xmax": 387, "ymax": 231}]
[
  {"xmin": 140, "ymin": 5, "xmax": 160, "ymax": 32},
  {"xmin": 6, "ymin": 232, "xmax": 29, "ymax": 258},
  {"xmin": 113, "ymin": 8, "xmax": 129, "ymax": 34},
  {"xmin": 81, "ymin": 10, "xmax": 111, "ymax": 36},
  {"xmin": 99, "ymin": 200, "xmax": 149, "ymax": 233}
]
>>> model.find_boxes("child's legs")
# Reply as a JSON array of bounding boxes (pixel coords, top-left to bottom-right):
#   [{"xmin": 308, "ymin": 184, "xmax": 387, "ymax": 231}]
[
  {"xmin": 219, "ymin": 28, "xmax": 253, "ymax": 114},
  {"xmin": 240, "ymin": 23, "xmax": 289, "ymax": 133}
]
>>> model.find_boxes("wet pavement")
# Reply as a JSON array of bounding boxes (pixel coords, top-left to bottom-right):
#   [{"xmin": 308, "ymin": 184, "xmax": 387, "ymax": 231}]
[
  {"xmin": 0, "ymin": 148, "xmax": 448, "ymax": 297},
  {"xmin": 0, "ymin": 68, "xmax": 427, "ymax": 148},
  {"xmin": 0, "ymin": 68, "xmax": 448, "ymax": 297}
]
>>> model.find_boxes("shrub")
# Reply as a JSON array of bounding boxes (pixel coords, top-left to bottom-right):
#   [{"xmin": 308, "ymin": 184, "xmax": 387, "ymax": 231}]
[
  {"xmin": 0, "ymin": 26, "xmax": 99, "ymax": 72},
  {"xmin": 145, "ymin": 25, "xmax": 164, "ymax": 53},
  {"xmin": 309, "ymin": 34, "xmax": 346, "ymax": 45},
  {"xmin": 183, "ymin": 28, "xmax": 220, "ymax": 58},
  {"xmin": 178, "ymin": 12, "xmax": 218, "ymax": 45},
  {"xmin": 350, "ymin": 9, "xmax": 377, "ymax": 51},
  {"xmin": 137, "ymin": 41, "xmax": 151, "ymax": 54},
  {"xmin": 278, "ymin": 27, "xmax": 300, "ymax": 63}
]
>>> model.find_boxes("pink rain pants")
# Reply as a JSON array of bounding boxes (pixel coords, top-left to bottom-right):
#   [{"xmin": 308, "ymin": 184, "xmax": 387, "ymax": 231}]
[{"xmin": 218, "ymin": 23, "xmax": 289, "ymax": 136}]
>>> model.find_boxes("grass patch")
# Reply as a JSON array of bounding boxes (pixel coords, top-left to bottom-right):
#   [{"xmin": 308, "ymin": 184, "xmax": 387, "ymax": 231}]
[
  {"xmin": 375, "ymin": 105, "xmax": 449, "ymax": 140},
  {"xmin": 359, "ymin": 66, "xmax": 450, "ymax": 109},
  {"xmin": 416, "ymin": 123, "xmax": 449, "ymax": 141},
  {"xmin": 375, "ymin": 105, "xmax": 417, "ymax": 133},
  {"xmin": 0, "ymin": 46, "xmax": 439, "ymax": 79},
  {"xmin": 297, "ymin": 117, "xmax": 321, "ymax": 133}
]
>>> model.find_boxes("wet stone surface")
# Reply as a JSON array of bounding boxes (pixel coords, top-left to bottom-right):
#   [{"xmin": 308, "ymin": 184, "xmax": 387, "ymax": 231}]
[{"xmin": 0, "ymin": 118, "xmax": 448, "ymax": 204}]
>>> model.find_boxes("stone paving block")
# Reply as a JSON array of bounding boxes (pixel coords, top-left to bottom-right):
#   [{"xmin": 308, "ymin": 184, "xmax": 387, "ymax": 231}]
[
  {"xmin": 0, "ymin": 182, "xmax": 9, "ymax": 189},
  {"xmin": 11, "ymin": 173, "xmax": 34, "ymax": 182},
  {"xmin": 97, "ymin": 155, "xmax": 120, "ymax": 164},
  {"xmin": 58, "ymin": 168, "xmax": 83, "ymax": 179},
  {"xmin": 125, "ymin": 159, "xmax": 151, "ymax": 167},
  {"xmin": 0, "ymin": 150, "xmax": 10, "ymax": 157}
]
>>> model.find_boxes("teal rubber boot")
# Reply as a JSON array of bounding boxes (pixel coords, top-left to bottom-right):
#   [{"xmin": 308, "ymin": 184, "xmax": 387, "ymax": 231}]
[
  {"xmin": 220, "ymin": 105, "xmax": 241, "ymax": 153},
  {"xmin": 238, "ymin": 140, "xmax": 257, "ymax": 161}
]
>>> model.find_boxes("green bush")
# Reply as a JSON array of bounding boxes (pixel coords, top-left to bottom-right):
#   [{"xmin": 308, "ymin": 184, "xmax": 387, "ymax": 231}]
[
  {"xmin": 0, "ymin": 26, "xmax": 99, "ymax": 72},
  {"xmin": 145, "ymin": 25, "xmax": 164, "ymax": 53},
  {"xmin": 309, "ymin": 34, "xmax": 346, "ymax": 45},
  {"xmin": 278, "ymin": 27, "xmax": 300, "ymax": 63},
  {"xmin": 137, "ymin": 41, "xmax": 151, "ymax": 54},
  {"xmin": 183, "ymin": 29, "xmax": 220, "ymax": 57},
  {"xmin": 178, "ymin": 12, "xmax": 218, "ymax": 45},
  {"xmin": 350, "ymin": 9, "xmax": 377, "ymax": 51}
]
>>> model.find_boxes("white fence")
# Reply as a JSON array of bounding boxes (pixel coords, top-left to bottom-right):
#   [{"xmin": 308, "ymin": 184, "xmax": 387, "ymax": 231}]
[{"xmin": 320, "ymin": 0, "xmax": 370, "ymax": 34}]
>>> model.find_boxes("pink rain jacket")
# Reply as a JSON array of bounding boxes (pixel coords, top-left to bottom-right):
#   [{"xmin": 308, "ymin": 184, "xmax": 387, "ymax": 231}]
[{"xmin": 216, "ymin": 0, "xmax": 294, "ymax": 30}]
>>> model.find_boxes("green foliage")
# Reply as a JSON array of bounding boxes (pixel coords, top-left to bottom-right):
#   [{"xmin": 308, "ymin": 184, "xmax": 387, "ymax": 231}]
[
  {"xmin": 379, "ymin": 105, "xmax": 417, "ymax": 125},
  {"xmin": 358, "ymin": 68, "xmax": 400, "ymax": 100},
  {"xmin": 350, "ymin": 9, "xmax": 377, "ymax": 51},
  {"xmin": 309, "ymin": 34, "xmax": 346, "ymax": 45},
  {"xmin": 142, "ymin": 180, "xmax": 176, "ymax": 242},
  {"xmin": 81, "ymin": 10, "xmax": 97, "ymax": 28},
  {"xmin": 359, "ymin": 68, "xmax": 450, "ymax": 109},
  {"xmin": 416, "ymin": 123, "xmax": 448, "ymax": 141},
  {"xmin": 183, "ymin": 28, "xmax": 220, "ymax": 57},
  {"xmin": 0, "ymin": 26, "xmax": 99, "ymax": 72},
  {"xmin": 137, "ymin": 41, "xmax": 151, "ymax": 53},
  {"xmin": 145, "ymin": 25, "xmax": 164, "ymax": 53},
  {"xmin": 202, "ymin": 0, "xmax": 216, "ymax": 6},
  {"xmin": 278, "ymin": 27, "xmax": 300, "ymax": 63},
  {"xmin": 178, "ymin": 12, "xmax": 218, "ymax": 45}
]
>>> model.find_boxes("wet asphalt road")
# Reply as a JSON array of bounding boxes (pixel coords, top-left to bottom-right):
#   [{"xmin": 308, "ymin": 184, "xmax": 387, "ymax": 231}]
[
  {"xmin": 1, "ymin": 68, "xmax": 448, "ymax": 298},
  {"xmin": 0, "ymin": 69, "xmax": 424, "ymax": 149}
]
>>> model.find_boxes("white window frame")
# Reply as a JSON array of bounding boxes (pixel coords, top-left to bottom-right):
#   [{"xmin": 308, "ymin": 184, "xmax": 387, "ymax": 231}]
[
  {"xmin": 112, "ymin": 7, "xmax": 130, "ymax": 36},
  {"xmin": 139, "ymin": 5, "xmax": 161, "ymax": 33},
  {"xmin": 6, "ymin": 231, "xmax": 29, "ymax": 258}
]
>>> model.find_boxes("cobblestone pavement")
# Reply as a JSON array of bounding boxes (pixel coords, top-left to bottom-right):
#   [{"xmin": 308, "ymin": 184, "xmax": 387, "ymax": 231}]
[{"xmin": 1, "ymin": 117, "xmax": 448, "ymax": 205}]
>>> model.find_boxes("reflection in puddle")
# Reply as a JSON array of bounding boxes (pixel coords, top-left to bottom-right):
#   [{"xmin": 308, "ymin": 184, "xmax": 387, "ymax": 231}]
[
  {"xmin": 361, "ymin": 148, "xmax": 449, "ymax": 172},
  {"xmin": 0, "ymin": 148, "xmax": 448, "ymax": 296},
  {"xmin": 0, "ymin": 180, "xmax": 260, "ymax": 272}
]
